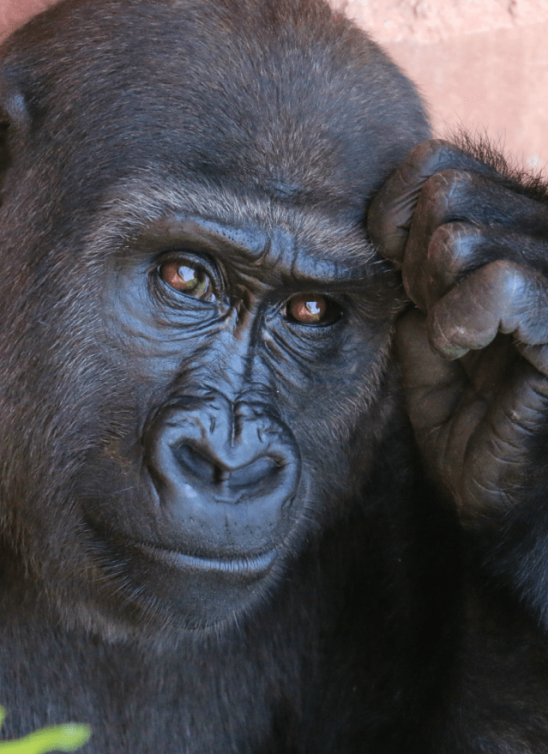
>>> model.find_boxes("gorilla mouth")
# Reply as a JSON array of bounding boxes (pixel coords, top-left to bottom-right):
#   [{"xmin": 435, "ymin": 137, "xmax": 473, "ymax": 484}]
[
  {"xmin": 136, "ymin": 542, "xmax": 277, "ymax": 575},
  {"xmin": 85, "ymin": 517, "xmax": 278, "ymax": 579}
]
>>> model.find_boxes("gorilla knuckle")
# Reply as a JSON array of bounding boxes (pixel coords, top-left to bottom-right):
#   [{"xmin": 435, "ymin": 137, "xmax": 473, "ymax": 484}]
[
  {"xmin": 422, "ymin": 168, "xmax": 473, "ymax": 200},
  {"xmin": 407, "ymin": 138, "xmax": 463, "ymax": 174},
  {"xmin": 427, "ymin": 222, "xmax": 482, "ymax": 264},
  {"xmin": 482, "ymin": 258, "xmax": 534, "ymax": 304}
]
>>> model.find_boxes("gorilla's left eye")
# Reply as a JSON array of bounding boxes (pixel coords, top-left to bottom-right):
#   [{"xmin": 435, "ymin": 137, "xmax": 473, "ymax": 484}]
[
  {"xmin": 285, "ymin": 293, "xmax": 342, "ymax": 326},
  {"xmin": 159, "ymin": 261, "xmax": 215, "ymax": 301}
]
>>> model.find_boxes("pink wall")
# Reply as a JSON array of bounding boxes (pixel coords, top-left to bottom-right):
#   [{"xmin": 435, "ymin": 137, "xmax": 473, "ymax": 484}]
[
  {"xmin": 0, "ymin": 0, "xmax": 53, "ymax": 37},
  {"xmin": 332, "ymin": 0, "xmax": 548, "ymax": 174},
  {"xmin": 1, "ymin": 0, "xmax": 547, "ymax": 174}
]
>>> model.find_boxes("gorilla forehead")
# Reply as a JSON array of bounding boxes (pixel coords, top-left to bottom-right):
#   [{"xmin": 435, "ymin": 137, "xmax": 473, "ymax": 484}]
[{"xmin": 1, "ymin": 0, "xmax": 429, "ymax": 216}]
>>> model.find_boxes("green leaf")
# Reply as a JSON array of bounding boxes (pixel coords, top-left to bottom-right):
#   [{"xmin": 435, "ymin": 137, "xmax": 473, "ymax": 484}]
[{"xmin": 0, "ymin": 709, "xmax": 91, "ymax": 753}]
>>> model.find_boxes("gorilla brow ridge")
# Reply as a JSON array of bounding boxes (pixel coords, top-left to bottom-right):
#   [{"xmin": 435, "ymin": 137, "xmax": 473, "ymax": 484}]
[{"xmin": 86, "ymin": 174, "xmax": 380, "ymax": 271}]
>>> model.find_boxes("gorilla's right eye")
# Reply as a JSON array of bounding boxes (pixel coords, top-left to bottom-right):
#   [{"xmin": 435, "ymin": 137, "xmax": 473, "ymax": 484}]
[
  {"xmin": 285, "ymin": 293, "xmax": 342, "ymax": 326},
  {"xmin": 159, "ymin": 261, "xmax": 215, "ymax": 301}
]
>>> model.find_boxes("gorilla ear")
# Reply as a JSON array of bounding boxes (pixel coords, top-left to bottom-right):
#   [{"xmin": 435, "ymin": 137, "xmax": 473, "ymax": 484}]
[{"xmin": 0, "ymin": 75, "xmax": 29, "ymax": 183}]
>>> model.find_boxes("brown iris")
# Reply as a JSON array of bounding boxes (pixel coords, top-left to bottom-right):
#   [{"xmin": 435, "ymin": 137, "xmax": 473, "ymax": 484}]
[
  {"xmin": 286, "ymin": 293, "xmax": 339, "ymax": 325},
  {"xmin": 160, "ymin": 261, "xmax": 214, "ymax": 300}
]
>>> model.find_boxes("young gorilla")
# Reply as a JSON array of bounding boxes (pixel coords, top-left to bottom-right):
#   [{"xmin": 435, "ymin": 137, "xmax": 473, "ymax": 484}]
[{"xmin": 0, "ymin": 0, "xmax": 548, "ymax": 751}]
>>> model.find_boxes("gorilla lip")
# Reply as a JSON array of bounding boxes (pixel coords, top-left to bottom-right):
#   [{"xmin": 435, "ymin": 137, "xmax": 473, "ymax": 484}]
[
  {"xmin": 136, "ymin": 542, "xmax": 277, "ymax": 575},
  {"xmin": 85, "ymin": 517, "xmax": 278, "ymax": 577}
]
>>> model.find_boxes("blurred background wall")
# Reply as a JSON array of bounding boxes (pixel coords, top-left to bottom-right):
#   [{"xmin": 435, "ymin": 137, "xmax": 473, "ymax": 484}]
[
  {"xmin": 332, "ymin": 0, "xmax": 548, "ymax": 174},
  {"xmin": 1, "ymin": 0, "xmax": 547, "ymax": 173}
]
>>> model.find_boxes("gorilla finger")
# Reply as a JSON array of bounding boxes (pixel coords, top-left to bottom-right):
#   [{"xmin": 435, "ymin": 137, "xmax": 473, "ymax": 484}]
[
  {"xmin": 401, "ymin": 171, "xmax": 479, "ymax": 310},
  {"xmin": 516, "ymin": 342, "xmax": 548, "ymax": 378},
  {"xmin": 396, "ymin": 308, "xmax": 467, "ymax": 431},
  {"xmin": 400, "ymin": 170, "xmax": 548, "ymax": 309},
  {"xmin": 421, "ymin": 171, "xmax": 548, "ymax": 233},
  {"xmin": 463, "ymin": 359, "xmax": 548, "ymax": 515},
  {"xmin": 423, "ymin": 223, "xmax": 484, "ymax": 307},
  {"xmin": 423, "ymin": 225, "xmax": 548, "ymax": 309},
  {"xmin": 368, "ymin": 139, "xmax": 478, "ymax": 265},
  {"xmin": 427, "ymin": 261, "xmax": 548, "ymax": 360}
]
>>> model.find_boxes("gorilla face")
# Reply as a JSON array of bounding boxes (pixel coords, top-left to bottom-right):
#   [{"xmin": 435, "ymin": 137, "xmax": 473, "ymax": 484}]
[
  {"xmin": 74, "ymin": 201, "xmax": 399, "ymax": 630},
  {"xmin": 0, "ymin": 0, "xmax": 429, "ymax": 634}
]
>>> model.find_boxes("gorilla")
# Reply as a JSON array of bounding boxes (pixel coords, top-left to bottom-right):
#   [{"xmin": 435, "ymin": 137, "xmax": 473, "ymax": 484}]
[{"xmin": 1, "ymin": 0, "xmax": 548, "ymax": 751}]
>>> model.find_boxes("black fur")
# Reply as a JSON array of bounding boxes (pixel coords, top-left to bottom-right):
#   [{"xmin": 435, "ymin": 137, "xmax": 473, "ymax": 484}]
[{"xmin": 1, "ymin": 1, "xmax": 548, "ymax": 752}]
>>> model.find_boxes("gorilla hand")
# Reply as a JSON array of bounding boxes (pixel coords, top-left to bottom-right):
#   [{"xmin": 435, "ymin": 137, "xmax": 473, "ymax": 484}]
[{"xmin": 368, "ymin": 139, "xmax": 548, "ymax": 523}]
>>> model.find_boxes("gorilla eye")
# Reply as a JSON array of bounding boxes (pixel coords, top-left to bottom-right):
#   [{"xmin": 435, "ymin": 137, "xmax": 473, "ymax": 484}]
[
  {"xmin": 160, "ymin": 261, "xmax": 215, "ymax": 301},
  {"xmin": 285, "ymin": 294, "xmax": 342, "ymax": 326}
]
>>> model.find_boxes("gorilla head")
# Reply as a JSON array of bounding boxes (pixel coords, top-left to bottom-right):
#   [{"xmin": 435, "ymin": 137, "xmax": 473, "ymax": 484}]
[{"xmin": 0, "ymin": 0, "xmax": 429, "ymax": 635}]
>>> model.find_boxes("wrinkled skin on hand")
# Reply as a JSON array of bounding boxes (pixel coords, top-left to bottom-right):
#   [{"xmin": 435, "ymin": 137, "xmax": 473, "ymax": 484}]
[{"xmin": 368, "ymin": 139, "xmax": 548, "ymax": 523}]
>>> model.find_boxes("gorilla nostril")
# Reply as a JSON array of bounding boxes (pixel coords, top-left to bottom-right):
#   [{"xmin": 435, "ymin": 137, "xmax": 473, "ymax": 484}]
[
  {"xmin": 173, "ymin": 444, "xmax": 226, "ymax": 486},
  {"xmin": 228, "ymin": 457, "xmax": 282, "ymax": 495},
  {"xmin": 172, "ymin": 442, "xmax": 283, "ymax": 498}
]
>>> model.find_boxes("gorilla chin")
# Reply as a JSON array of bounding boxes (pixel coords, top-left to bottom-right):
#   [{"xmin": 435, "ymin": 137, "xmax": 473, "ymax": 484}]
[{"xmin": 87, "ymin": 526, "xmax": 281, "ymax": 630}]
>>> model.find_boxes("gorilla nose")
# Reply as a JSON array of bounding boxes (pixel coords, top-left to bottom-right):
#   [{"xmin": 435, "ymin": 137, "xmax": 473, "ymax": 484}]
[
  {"xmin": 143, "ymin": 392, "xmax": 301, "ymax": 556},
  {"xmin": 173, "ymin": 443, "xmax": 283, "ymax": 500}
]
